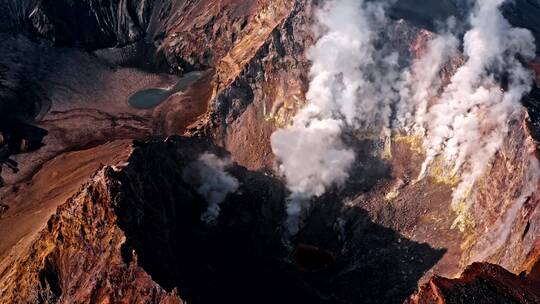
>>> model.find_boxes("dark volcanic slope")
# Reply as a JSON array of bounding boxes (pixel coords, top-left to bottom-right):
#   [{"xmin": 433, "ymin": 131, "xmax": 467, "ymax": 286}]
[
  {"xmin": 0, "ymin": 137, "xmax": 445, "ymax": 304},
  {"xmin": 0, "ymin": 0, "xmax": 151, "ymax": 48}
]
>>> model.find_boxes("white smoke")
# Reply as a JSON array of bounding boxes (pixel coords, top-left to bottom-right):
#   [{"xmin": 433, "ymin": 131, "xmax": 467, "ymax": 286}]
[
  {"xmin": 397, "ymin": 24, "xmax": 460, "ymax": 132},
  {"xmin": 271, "ymin": 119, "xmax": 355, "ymax": 233},
  {"xmin": 182, "ymin": 152, "xmax": 239, "ymax": 223},
  {"xmin": 271, "ymin": 0, "xmax": 399, "ymax": 235},
  {"xmin": 272, "ymin": 0, "xmax": 538, "ymax": 235},
  {"xmin": 412, "ymin": 0, "xmax": 536, "ymax": 219}
]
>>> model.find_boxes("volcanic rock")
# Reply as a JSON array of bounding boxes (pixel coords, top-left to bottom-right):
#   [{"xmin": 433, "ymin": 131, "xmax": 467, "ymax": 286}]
[{"xmin": 406, "ymin": 262, "xmax": 540, "ymax": 304}]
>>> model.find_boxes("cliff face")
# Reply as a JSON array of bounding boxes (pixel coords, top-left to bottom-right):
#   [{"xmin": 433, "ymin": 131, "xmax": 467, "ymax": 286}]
[
  {"xmin": 28, "ymin": 0, "xmax": 151, "ymax": 48},
  {"xmin": 0, "ymin": 169, "xmax": 183, "ymax": 303},
  {"xmin": 0, "ymin": 144, "xmax": 183, "ymax": 303},
  {"xmin": 460, "ymin": 115, "xmax": 540, "ymax": 272},
  {"xmin": 406, "ymin": 262, "xmax": 540, "ymax": 304},
  {"xmin": 0, "ymin": 141, "xmax": 134, "ymax": 297},
  {"xmin": 202, "ymin": 0, "xmax": 312, "ymax": 170}
]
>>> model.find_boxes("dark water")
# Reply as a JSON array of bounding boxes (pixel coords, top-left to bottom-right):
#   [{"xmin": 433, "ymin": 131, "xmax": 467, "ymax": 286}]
[
  {"xmin": 128, "ymin": 88, "xmax": 171, "ymax": 109},
  {"xmin": 127, "ymin": 71, "xmax": 206, "ymax": 109}
]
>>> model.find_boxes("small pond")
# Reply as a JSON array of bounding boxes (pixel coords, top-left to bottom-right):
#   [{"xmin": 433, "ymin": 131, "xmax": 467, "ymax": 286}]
[{"xmin": 128, "ymin": 71, "xmax": 206, "ymax": 109}]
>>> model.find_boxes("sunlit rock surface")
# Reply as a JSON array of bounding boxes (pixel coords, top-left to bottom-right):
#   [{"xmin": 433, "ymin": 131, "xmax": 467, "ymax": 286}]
[{"xmin": 406, "ymin": 262, "xmax": 540, "ymax": 304}]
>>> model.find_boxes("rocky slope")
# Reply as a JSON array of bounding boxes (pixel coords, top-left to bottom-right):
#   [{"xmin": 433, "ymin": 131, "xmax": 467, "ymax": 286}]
[
  {"xmin": 406, "ymin": 262, "xmax": 540, "ymax": 304},
  {"xmin": 0, "ymin": 140, "xmax": 132, "ymax": 260},
  {"xmin": 0, "ymin": 140, "xmax": 180, "ymax": 303}
]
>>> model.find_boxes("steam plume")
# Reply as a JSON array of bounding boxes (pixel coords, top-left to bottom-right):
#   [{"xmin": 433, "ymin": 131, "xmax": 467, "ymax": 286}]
[
  {"xmin": 411, "ymin": 0, "xmax": 536, "ymax": 229},
  {"xmin": 182, "ymin": 152, "xmax": 239, "ymax": 223},
  {"xmin": 272, "ymin": 0, "xmax": 538, "ymax": 236},
  {"xmin": 397, "ymin": 24, "xmax": 460, "ymax": 131},
  {"xmin": 271, "ymin": 0, "xmax": 398, "ymax": 235}
]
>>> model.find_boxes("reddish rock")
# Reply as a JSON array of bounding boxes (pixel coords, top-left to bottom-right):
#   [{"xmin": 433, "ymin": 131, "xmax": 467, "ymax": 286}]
[
  {"xmin": 406, "ymin": 262, "xmax": 540, "ymax": 304},
  {"xmin": 0, "ymin": 167, "xmax": 184, "ymax": 303}
]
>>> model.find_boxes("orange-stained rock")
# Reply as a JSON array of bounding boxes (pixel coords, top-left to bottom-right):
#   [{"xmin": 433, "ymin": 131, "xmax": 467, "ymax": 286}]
[
  {"xmin": 406, "ymin": 262, "xmax": 540, "ymax": 304},
  {"xmin": 0, "ymin": 166, "xmax": 183, "ymax": 303}
]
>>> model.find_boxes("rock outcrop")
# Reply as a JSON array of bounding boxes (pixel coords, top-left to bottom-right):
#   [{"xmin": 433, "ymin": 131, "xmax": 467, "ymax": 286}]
[
  {"xmin": 0, "ymin": 141, "xmax": 182, "ymax": 303},
  {"xmin": 406, "ymin": 262, "xmax": 540, "ymax": 304}
]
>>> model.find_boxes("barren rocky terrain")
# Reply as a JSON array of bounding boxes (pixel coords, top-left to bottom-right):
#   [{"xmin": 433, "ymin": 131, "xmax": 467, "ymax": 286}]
[{"xmin": 1, "ymin": 0, "xmax": 540, "ymax": 303}]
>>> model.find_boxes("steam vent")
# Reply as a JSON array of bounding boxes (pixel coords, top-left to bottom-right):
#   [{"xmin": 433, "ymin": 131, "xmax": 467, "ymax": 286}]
[{"xmin": 3, "ymin": 0, "xmax": 540, "ymax": 303}]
